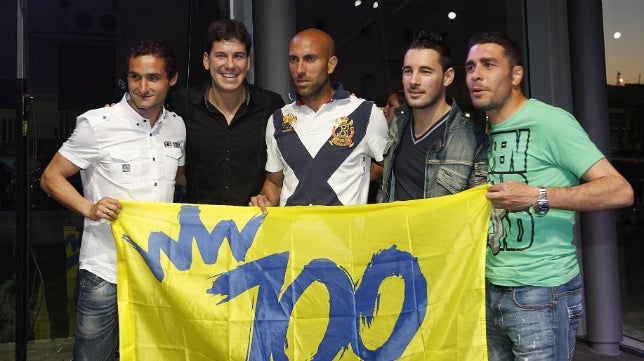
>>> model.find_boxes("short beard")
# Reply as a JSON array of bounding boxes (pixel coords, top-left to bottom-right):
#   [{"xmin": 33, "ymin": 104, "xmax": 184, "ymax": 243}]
[
  {"xmin": 411, "ymin": 92, "xmax": 442, "ymax": 110},
  {"xmin": 298, "ymin": 81, "xmax": 326, "ymax": 99}
]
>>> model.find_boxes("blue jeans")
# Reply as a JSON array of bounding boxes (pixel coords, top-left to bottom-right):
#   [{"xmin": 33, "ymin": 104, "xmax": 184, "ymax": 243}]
[
  {"xmin": 73, "ymin": 269, "xmax": 119, "ymax": 361},
  {"xmin": 486, "ymin": 274, "xmax": 583, "ymax": 361}
]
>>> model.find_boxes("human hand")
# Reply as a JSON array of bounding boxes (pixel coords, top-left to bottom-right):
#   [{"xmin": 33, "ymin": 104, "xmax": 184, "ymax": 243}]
[
  {"xmin": 89, "ymin": 197, "xmax": 122, "ymax": 221},
  {"xmin": 248, "ymin": 194, "xmax": 272, "ymax": 215},
  {"xmin": 486, "ymin": 180, "xmax": 539, "ymax": 211}
]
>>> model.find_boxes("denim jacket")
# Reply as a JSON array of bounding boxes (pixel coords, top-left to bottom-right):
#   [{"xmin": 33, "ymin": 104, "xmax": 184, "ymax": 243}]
[{"xmin": 378, "ymin": 97, "xmax": 488, "ymax": 202}]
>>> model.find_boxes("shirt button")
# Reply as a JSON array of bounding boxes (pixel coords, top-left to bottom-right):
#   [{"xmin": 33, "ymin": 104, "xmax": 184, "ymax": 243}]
[
  {"xmin": 153, "ymin": 157, "xmax": 155, "ymax": 161},
  {"xmin": 154, "ymin": 182, "xmax": 158, "ymax": 186}
]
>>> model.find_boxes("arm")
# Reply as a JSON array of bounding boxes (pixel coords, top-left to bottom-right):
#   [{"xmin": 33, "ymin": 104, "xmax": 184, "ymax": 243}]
[
  {"xmin": 175, "ymin": 166, "xmax": 186, "ymax": 187},
  {"xmin": 486, "ymin": 158, "xmax": 634, "ymax": 212},
  {"xmin": 40, "ymin": 152, "xmax": 122, "ymax": 221},
  {"xmin": 248, "ymin": 171, "xmax": 284, "ymax": 213},
  {"xmin": 370, "ymin": 161, "xmax": 383, "ymax": 181}
]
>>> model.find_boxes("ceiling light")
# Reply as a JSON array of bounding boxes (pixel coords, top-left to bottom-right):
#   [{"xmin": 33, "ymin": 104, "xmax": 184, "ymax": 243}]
[
  {"xmin": 354, "ymin": 0, "xmax": 361, "ymax": 6},
  {"xmin": 373, "ymin": 1, "xmax": 379, "ymax": 8}
]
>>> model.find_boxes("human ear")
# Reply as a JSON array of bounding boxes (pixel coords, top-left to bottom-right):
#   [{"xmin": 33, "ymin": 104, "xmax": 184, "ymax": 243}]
[
  {"xmin": 202, "ymin": 52, "xmax": 210, "ymax": 70},
  {"xmin": 443, "ymin": 67, "xmax": 455, "ymax": 87},
  {"xmin": 328, "ymin": 56, "xmax": 338, "ymax": 74},
  {"xmin": 511, "ymin": 65, "xmax": 523, "ymax": 85}
]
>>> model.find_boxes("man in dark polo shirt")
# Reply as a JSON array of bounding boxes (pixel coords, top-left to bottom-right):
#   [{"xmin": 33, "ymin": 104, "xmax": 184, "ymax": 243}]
[{"xmin": 172, "ymin": 19, "xmax": 284, "ymax": 205}]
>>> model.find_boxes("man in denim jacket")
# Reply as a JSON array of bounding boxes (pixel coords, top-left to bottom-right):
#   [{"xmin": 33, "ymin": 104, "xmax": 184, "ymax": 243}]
[{"xmin": 379, "ymin": 31, "xmax": 487, "ymax": 202}]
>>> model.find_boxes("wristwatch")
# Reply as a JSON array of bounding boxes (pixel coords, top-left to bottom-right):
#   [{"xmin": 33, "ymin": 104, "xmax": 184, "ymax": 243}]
[{"xmin": 534, "ymin": 186, "xmax": 550, "ymax": 215}]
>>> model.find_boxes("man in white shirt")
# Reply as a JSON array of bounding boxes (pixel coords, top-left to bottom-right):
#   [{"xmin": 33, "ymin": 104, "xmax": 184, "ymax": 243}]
[
  {"xmin": 250, "ymin": 28, "xmax": 388, "ymax": 209},
  {"xmin": 41, "ymin": 39, "xmax": 185, "ymax": 361}
]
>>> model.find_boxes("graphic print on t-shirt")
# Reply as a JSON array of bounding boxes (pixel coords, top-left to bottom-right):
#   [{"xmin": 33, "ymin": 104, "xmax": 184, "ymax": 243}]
[{"xmin": 487, "ymin": 128, "xmax": 535, "ymax": 255}]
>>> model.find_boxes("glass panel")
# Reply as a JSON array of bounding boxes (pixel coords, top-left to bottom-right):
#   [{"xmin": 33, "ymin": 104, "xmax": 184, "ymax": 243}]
[
  {"xmin": 0, "ymin": 0, "xmax": 228, "ymax": 358},
  {"xmin": 603, "ymin": 0, "xmax": 644, "ymax": 343}
]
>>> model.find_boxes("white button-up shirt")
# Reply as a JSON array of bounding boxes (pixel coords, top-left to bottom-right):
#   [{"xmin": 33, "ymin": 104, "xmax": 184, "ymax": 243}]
[{"xmin": 59, "ymin": 94, "xmax": 185, "ymax": 283}]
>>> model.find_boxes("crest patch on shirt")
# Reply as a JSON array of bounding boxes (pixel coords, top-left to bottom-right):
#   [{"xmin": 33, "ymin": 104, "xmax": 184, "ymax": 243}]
[
  {"xmin": 329, "ymin": 116, "xmax": 355, "ymax": 147},
  {"xmin": 281, "ymin": 113, "xmax": 297, "ymax": 133}
]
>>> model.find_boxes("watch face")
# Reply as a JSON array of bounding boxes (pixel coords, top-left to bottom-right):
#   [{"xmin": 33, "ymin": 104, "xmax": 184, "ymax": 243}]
[{"xmin": 535, "ymin": 201, "xmax": 549, "ymax": 215}]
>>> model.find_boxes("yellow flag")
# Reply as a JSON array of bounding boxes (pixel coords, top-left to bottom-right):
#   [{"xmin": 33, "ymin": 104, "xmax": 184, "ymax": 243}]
[{"xmin": 112, "ymin": 185, "xmax": 490, "ymax": 360}]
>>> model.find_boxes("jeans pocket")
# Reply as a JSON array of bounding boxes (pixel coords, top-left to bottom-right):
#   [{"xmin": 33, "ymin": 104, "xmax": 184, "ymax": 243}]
[
  {"xmin": 77, "ymin": 270, "xmax": 115, "ymax": 304},
  {"xmin": 78, "ymin": 270, "xmax": 108, "ymax": 290},
  {"xmin": 511, "ymin": 286, "xmax": 553, "ymax": 310},
  {"xmin": 568, "ymin": 301, "xmax": 583, "ymax": 320}
]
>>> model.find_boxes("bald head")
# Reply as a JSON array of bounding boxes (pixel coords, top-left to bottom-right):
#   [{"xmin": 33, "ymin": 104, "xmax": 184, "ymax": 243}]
[
  {"xmin": 290, "ymin": 28, "xmax": 336, "ymax": 58},
  {"xmin": 287, "ymin": 28, "xmax": 338, "ymax": 111}
]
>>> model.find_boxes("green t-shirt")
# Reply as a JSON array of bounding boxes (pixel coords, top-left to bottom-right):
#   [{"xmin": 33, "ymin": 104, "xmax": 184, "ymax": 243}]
[{"xmin": 486, "ymin": 99, "xmax": 604, "ymax": 286}]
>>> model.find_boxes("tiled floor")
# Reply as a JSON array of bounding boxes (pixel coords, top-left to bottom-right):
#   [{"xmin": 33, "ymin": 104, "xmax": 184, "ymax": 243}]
[{"xmin": 0, "ymin": 337, "xmax": 642, "ymax": 360}]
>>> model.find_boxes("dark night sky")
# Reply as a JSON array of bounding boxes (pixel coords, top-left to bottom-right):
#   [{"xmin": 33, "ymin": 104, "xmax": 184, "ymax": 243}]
[{"xmin": 603, "ymin": 0, "xmax": 644, "ymax": 85}]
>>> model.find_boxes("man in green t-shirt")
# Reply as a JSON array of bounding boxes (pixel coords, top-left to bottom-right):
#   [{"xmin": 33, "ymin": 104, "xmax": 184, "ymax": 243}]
[{"xmin": 465, "ymin": 32, "xmax": 633, "ymax": 361}]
